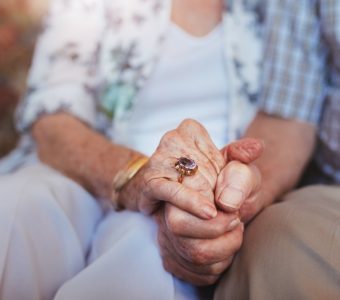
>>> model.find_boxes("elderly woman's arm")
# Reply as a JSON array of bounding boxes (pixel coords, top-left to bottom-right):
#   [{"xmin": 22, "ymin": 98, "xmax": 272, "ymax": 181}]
[
  {"xmin": 32, "ymin": 113, "xmax": 141, "ymax": 200},
  {"xmin": 32, "ymin": 113, "xmax": 223, "ymax": 219}
]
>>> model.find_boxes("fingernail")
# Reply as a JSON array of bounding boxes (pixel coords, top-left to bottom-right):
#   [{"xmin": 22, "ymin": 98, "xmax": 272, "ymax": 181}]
[
  {"xmin": 220, "ymin": 188, "xmax": 244, "ymax": 210},
  {"xmin": 227, "ymin": 218, "xmax": 241, "ymax": 231},
  {"xmin": 202, "ymin": 205, "xmax": 217, "ymax": 219}
]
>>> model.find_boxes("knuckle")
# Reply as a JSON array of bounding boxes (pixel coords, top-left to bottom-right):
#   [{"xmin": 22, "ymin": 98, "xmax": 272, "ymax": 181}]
[
  {"xmin": 199, "ymin": 178, "xmax": 212, "ymax": 193},
  {"xmin": 186, "ymin": 244, "xmax": 212, "ymax": 265},
  {"xmin": 159, "ymin": 130, "xmax": 179, "ymax": 147},
  {"xmin": 179, "ymin": 119, "xmax": 206, "ymax": 133},
  {"xmin": 190, "ymin": 176, "xmax": 214, "ymax": 200},
  {"xmin": 180, "ymin": 118, "xmax": 199, "ymax": 128}
]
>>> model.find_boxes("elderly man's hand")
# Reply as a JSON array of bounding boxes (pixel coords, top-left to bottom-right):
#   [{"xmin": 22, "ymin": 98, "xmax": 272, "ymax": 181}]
[
  {"xmin": 155, "ymin": 207, "xmax": 243, "ymax": 285},
  {"xmin": 216, "ymin": 138, "xmax": 264, "ymax": 222}
]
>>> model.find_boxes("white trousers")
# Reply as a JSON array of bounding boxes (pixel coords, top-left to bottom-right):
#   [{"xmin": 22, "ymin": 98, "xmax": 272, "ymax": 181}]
[{"xmin": 0, "ymin": 164, "xmax": 201, "ymax": 300}]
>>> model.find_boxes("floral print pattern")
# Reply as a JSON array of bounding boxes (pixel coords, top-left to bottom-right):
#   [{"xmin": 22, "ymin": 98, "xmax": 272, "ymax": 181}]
[{"xmin": 0, "ymin": 0, "xmax": 263, "ymax": 173}]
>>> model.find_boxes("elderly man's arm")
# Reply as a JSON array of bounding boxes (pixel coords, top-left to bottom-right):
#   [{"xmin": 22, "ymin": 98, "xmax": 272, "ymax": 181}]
[{"xmin": 238, "ymin": 112, "xmax": 316, "ymax": 220}]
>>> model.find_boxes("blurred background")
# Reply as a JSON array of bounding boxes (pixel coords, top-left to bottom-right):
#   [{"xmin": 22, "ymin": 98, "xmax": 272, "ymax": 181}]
[{"xmin": 0, "ymin": 0, "xmax": 49, "ymax": 157}]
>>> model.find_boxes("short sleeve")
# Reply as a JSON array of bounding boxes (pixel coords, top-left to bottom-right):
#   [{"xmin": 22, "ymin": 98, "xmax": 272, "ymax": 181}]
[
  {"xmin": 16, "ymin": 0, "xmax": 104, "ymax": 132},
  {"xmin": 258, "ymin": 0, "xmax": 327, "ymax": 124}
]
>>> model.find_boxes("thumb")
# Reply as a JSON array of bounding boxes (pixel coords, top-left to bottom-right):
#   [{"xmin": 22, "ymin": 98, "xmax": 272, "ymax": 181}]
[
  {"xmin": 215, "ymin": 161, "xmax": 261, "ymax": 212},
  {"xmin": 221, "ymin": 138, "xmax": 264, "ymax": 164}
]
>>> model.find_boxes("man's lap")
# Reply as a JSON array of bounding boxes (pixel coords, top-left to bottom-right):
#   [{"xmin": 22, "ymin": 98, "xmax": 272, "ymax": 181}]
[{"xmin": 215, "ymin": 185, "xmax": 340, "ymax": 300}]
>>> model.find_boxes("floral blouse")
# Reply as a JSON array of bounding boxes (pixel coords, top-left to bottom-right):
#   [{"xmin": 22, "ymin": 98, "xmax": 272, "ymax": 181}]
[{"xmin": 0, "ymin": 0, "xmax": 262, "ymax": 173}]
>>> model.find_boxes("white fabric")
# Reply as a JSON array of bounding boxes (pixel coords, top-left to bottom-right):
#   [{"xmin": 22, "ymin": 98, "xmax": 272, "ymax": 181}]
[
  {"xmin": 0, "ymin": 164, "xmax": 206, "ymax": 300},
  {"xmin": 0, "ymin": 165, "xmax": 103, "ymax": 300},
  {"xmin": 56, "ymin": 210, "xmax": 199, "ymax": 300},
  {"xmin": 123, "ymin": 23, "xmax": 229, "ymax": 155},
  {"xmin": 0, "ymin": 0, "xmax": 262, "ymax": 175}
]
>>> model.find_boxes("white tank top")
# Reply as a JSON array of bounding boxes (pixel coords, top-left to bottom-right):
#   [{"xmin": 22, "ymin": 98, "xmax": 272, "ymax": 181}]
[{"xmin": 124, "ymin": 22, "xmax": 229, "ymax": 156}]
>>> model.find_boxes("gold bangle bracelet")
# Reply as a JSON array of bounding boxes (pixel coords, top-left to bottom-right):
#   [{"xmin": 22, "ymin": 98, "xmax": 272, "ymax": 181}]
[{"xmin": 111, "ymin": 156, "xmax": 149, "ymax": 210}]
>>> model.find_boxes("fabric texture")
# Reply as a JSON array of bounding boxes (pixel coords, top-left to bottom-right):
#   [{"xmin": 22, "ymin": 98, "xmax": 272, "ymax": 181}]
[
  {"xmin": 0, "ymin": 164, "xmax": 103, "ymax": 300},
  {"xmin": 258, "ymin": 0, "xmax": 340, "ymax": 183},
  {"xmin": 215, "ymin": 185, "xmax": 340, "ymax": 300},
  {"xmin": 0, "ymin": 164, "xmax": 202, "ymax": 300},
  {"xmin": 127, "ymin": 23, "xmax": 230, "ymax": 154},
  {"xmin": 0, "ymin": 0, "xmax": 263, "ymax": 173}
]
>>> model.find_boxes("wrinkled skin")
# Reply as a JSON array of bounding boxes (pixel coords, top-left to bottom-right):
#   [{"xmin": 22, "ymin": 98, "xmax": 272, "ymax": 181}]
[
  {"xmin": 118, "ymin": 119, "xmax": 226, "ymax": 219},
  {"xmin": 118, "ymin": 119, "xmax": 263, "ymax": 285}
]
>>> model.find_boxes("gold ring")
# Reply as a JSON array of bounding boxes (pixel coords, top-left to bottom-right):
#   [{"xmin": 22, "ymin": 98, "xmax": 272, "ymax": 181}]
[{"xmin": 175, "ymin": 157, "xmax": 198, "ymax": 183}]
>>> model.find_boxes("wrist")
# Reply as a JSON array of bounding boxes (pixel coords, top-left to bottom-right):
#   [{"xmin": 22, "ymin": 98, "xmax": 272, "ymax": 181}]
[{"xmin": 111, "ymin": 155, "xmax": 149, "ymax": 210}]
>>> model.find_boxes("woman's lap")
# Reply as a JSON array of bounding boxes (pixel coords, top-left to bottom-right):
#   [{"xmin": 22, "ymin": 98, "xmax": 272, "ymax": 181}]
[
  {"xmin": 56, "ymin": 210, "xmax": 199, "ymax": 300},
  {"xmin": 0, "ymin": 163, "xmax": 199, "ymax": 300},
  {"xmin": 0, "ymin": 163, "xmax": 102, "ymax": 300}
]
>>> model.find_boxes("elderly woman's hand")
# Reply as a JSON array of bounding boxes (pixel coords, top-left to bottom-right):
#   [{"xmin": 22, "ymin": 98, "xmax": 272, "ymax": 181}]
[
  {"xmin": 154, "ymin": 138, "xmax": 263, "ymax": 285},
  {"xmin": 117, "ymin": 119, "xmax": 225, "ymax": 219}
]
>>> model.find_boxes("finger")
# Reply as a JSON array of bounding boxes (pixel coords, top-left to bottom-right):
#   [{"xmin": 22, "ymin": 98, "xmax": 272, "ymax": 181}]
[
  {"xmin": 162, "ymin": 254, "xmax": 220, "ymax": 286},
  {"xmin": 221, "ymin": 138, "xmax": 264, "ymax": 164},
  {"xmin": 148, "ymin": 178, "xmax": 217, "ymax": 219},
  {"xmin": 180, "ymin": 171, "xmax": 215, "ymax": 203},
  {"xmin": 215, "ymin": 161, "xmax": 261, "ymax": 212},
  {"xmin": 164, "ymin": 204, "xmax": 240, "ymax": 238},
  {"xmin": 178, "ymin": 119, "xmax": 225, "ymax": 174},
  {"xmin": 163, "ymin": 156, "xmax": 215, "ymax": 202},
  {"xmin": 170, "ymin": 251, "xmax": 234, "ymax": 277},
  {"xmin": 154, "ymin": 123, "xmax": 223, "ymax": 192},
  {"xmin": 159, "ymin": 230, "xmax": 234, "ymax": 276},
  {"xmin": 239, "ymin": 192, "xmax": 263, "ymax": 223},
  {"xmin": 152, "ymin": 148, "xmax": 217, "ymax": 197},
  {"xmin": 158, "ymin": 232, "xmax": 234, "ymax": 275},
  {"xmin": 168, "ymin": 224, "xmax": 244, "ymax": 265},
  {"xmin": 157, "ymin": 157, "xmax": 216, "ymax": 203},
  {"xmin": 158, "ymin": 235, "xmax": 223, "ymax": 285},
  {"xmin": 156, "ymin": 210, "xmax": 242, "ymax": 284}
]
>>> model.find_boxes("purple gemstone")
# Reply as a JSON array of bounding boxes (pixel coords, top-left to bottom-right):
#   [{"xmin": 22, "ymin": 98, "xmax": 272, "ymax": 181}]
[{"xmin": 178, "ymin": 157, "xmax": 196, "ymax": 170}]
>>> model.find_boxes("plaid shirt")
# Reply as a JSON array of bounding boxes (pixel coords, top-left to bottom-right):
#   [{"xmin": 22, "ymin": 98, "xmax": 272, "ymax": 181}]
[{"xmin": 259, "ymin": 0, "xmax": 340, "ymax": 183}]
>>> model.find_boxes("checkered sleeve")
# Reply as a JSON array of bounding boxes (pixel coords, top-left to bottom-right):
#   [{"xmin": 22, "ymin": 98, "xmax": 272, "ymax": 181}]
[{"xmin": 258, "ymin": 0, "xmax": 327, "ymax": 124}]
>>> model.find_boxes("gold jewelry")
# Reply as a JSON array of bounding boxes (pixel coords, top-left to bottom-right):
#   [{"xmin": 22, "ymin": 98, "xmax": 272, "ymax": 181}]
[
  {"xmin": 111, "ymin": 156, "xmax": 149, "ymax": 210},
  {"xmin": 175, "ymin": 157, "xmax": 198, "ymax": 183}
]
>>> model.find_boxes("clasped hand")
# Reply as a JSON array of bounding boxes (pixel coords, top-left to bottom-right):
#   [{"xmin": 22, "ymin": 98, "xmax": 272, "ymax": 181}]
[{"xmin": 118, "ymin": 119, "xmax": 263, "ymax": 285}]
